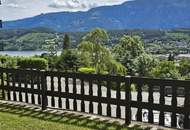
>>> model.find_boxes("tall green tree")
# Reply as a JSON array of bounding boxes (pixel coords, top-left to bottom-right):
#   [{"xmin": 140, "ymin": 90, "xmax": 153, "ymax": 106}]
[
  {"xmin": 133, "ymin": 53, "xmax": 158, "ymax": 76},
  {"xmin": 78, "ymin": 41, "xmax": 110, "ymax": 73},
  {"xmin": 113, "ymin": 35, "xmax": 145, "ymax": 75},
  {"xmin": 78, "ymin": 28, "xmax": 126, "ymax": 75},
  {"xmin": 82, "ymin": 28, "xmax": 109, "ymax": 44},
  {"xmin": 56, "ymin": 50, "xmax": 79, "ymax": 72},
  {"xmin": 63, "ymin": 34, "xmax": 71, "ymax": 51}
]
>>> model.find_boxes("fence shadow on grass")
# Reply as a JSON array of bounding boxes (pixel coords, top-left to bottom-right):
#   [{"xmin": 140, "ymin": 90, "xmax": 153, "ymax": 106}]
[{"xmin": 0, "ymin": 102, "xmax": 153, "ymax": 130}]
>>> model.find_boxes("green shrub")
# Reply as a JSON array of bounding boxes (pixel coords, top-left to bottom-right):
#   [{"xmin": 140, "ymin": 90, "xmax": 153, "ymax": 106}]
[
  {"xmin": 18, "ymin": 57, "xmax": 48, "ymax": 70},
  {"xmin": 56, "ymin": 50, "xmax": 79, "ymax": 72},
  {"xmin": 78, "ymin": 67, "xmax": 96, "ymax": 74},
  {"xmin": 0, "ymin": 55, "xmax": 17, "ymax": 68}
]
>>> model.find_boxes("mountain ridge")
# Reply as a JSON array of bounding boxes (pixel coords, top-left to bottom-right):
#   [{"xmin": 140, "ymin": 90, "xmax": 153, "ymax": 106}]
[{"xmin": 3, "ymin": 0, "xmax": 190, "ymax": 32}]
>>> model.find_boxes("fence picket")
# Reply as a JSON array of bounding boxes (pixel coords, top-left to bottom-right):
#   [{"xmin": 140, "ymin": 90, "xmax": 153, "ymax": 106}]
[
  {"xmin": 51, "ymin": 76, "xmax": 55, "ymax": 107},
  {"xmin": 18, "ymin": 72, "xmax": 22, "ymax": 102},
  {"xmin": 171, "ymin": 85, "xmax": 177, "ymax": 127},
  {"xmin": 89, "ymin": 80, "xmax": 93, "ymax": 114},
  {"xmin": 107, "ymin": 81, "xmax": 111, "ymax": 117},
  {"xmin": 73, "ymin": 77, "xmax": 77, "ymax": 111},
  {"xmin": 58, "ymin": 76, "xmax": 62, "ymax": 108},
  {"xmin": 6, "ymin": 72, "xmax": 11, "ymax": 100},
  {"xmin": 116, "ymin": 82, "xmax": 121, "ymax": 118},
  {"xmin": 81, "ymin": 79, "xmax": 85, "ymax": 112},
  {"xmin": 184, "ymin": 86, "xmax": 190, "ymax": 129},
  {"xmin": 31, "ymin": 72, "xmax": 35, "ymax": 104},
  {"xmin": 97, "ymin": 80, "xmax": 102, "ymax": 115},
  {"xmin": 1, "ymin": 71, "xmax": 5, "ymax": 100},
  {"xmin": 159, "ymin": 85, "xmax": 165, "ymax": 126},
  {"xmin": 137, "ymin": 81, "xmax": 142, "ymax": 121},
  {"xmin": 65, "ymin": 77, "xmax": 69, "ymax": 109},
  {"xmin": 148, "ymin": 84, "xmax": 154, "ymax": 123}
]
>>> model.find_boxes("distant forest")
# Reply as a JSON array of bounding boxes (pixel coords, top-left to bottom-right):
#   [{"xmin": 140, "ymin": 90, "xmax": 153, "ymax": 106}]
[{"xmin": 0, "ymin": 27, "xmax": 190, "ymax": 54}]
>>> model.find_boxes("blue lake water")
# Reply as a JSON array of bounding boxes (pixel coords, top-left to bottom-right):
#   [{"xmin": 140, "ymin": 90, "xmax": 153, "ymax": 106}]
[
  {"xmin": 0, "ymin": 51, "xmax": 47, "ymax": 57},
  {"xmin": 0, "ymin": 51, "xmax": 61, "ymax": 57}
]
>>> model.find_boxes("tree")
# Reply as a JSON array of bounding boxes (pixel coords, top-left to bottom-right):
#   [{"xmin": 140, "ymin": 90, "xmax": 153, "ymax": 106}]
[
  {"xmin": 78, "ymin": 28, "xmax": 126, "ymax": 75},
  {"xmin": 43, "ymin": 38, "xmax": 59, "ymax": 57},
  {"xmin": 178, "ymin": 58, "xmax": 190, "ymax": 78},
  {"xmin": 150, "ymin": 61, "xmax": 181, "ymax": 79},
  {"xmin": 113, "ymin": 35, "xmax": 145, "ymax": 75},
  {"xmin": 133, "ymin": 53, "xmax": 158, "ymax": 77},
  {"xmin": 63, "ymin": 34, "xmax": 71, "ymax": 51},
  {"xmin": 82, "ymin": 28, "xmax": 109, "ymax": 44},
  {"xmin": 78, "ymin": 41, "xmax": 110, "ymax": 73},
  {"xmin": 56, "ymin": 50, "xmax": 79, "ymax": 72},
  {"xmin": 43, "ymin": 38, "xmax": 59, "ymax": 70}
]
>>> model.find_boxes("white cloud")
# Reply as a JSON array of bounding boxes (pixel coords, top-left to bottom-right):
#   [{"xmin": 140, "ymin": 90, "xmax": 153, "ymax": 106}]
[
  {"xmin": 49, "ymin": 0, "xmax": 127, "ymax": 10},
  {"xmin": 0, "ymin": 0, "xmax": 129, "ymax": 21},
  {"xmin": 6, "ymin": 3, "xmax": 26, "ymax": 8},
  {"xmin": 49, "ymin": 0, "xmax": 98, "ymax": 9}
]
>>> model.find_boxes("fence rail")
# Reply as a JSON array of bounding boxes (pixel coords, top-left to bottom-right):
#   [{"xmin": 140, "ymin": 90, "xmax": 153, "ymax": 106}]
[{"xmin": 0, "ymin": 67, "xmax": 190, "ymax": 129}]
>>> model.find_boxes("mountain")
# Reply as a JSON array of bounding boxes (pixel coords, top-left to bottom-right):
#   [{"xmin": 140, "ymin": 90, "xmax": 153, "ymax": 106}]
[{"xmin": 3, "ymin": 0, "xmax": 190, "ymax": 32}]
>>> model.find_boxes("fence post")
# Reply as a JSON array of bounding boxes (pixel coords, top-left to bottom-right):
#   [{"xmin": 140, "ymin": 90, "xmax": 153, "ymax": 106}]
[
  {"xmin": 184, "ymin": 85, "xmax": 190, "ymax": 129},
  {"xmin": 41, "ymin": 71, "xmax": 47, "ymax": 110},
  {"xmin": 0, "ymin": 68, "xmax": 5, "ymax": 100},
  {"xmin": 125, "ymin": 76, "xmax": 131, "ymax": 125}
]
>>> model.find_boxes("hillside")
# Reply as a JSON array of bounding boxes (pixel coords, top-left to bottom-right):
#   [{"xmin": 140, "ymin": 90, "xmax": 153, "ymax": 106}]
[
  {"xmin": 1, "ymin": 28, "xmax": 190, "ymax": 54},
  {"xmin": 3, "ymin": 0, "xmax": 190, "ymax": 32}
]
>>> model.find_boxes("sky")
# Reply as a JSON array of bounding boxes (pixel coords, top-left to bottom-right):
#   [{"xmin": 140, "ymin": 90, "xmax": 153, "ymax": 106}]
[{"xmin": 0, "ymin": 0, "xmax": 129, "ymax": 21}]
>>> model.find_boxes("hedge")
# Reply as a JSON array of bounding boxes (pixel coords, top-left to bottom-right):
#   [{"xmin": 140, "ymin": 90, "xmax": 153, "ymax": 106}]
[{"xmin": 18, "ymin": 57, "xmax": 48, "ymax": 70}]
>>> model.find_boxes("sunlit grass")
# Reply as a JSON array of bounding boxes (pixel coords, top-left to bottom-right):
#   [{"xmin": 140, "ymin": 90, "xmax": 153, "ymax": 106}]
[{"xmin": 0, "ymin": 102, "xmax": 148, "ymax": 130}]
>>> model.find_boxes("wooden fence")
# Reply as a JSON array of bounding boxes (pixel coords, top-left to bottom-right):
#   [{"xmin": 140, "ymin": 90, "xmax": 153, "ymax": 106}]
[{"xmin": 0, "ymin": 67, "xmax": 189, "ymax": 129}]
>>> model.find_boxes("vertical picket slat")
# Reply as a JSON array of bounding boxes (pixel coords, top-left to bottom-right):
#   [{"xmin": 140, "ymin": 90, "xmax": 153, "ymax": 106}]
[
  {"xmin": 159, "ymin": 85, "xmax": 165, "ymax": 126},
  {"xmin": 41, "ymin": 72, "xmax": 47, "ymax": 110},
  {"xmin": 136, "ymin": 80, "xmax": 142, "ymax": 121},
  {"xmin": 73, "ymin": 77, "xmax": 77, "ymax": 111},
  {"xmin": 6, "ymin": 72, "xmax": 11, "ymax": 100},
  {"xmin": 51, "ymin": 76, "xmax": 55, "ymax": 107},
  {"xmin": 31, "ymin": 72, "xmax": 35, "ymax": 104},
  {"xmin": 89, "ymin": 80, "xmax": 93, "ymax": 114},
  {"xmin": 12, "ymin": 72, "xmax": 16, "ymax": 101},
  {"xmin": 65, "ymin": 77, "xmax": 69, "ymax": 109},
  {"xmin": 24, "ymin": 73, "xmax": 29, "ymax": 103},
  {"xmin": 125, "ymin": 77, "xmax": 131, "ymax": 125},
  {"xmin": 184, "ymin": 86, "xmax": 190, "ymax": 129},
  {"xmin": 116, "ymin": 82, "xmax": 121, "ymax": 118},
  {"xmin": 97, "ymin": 80, "xmax": 102, "ymax": 115},
  {"xmin": 148, "ymin": 84, "xmax": 154, "ymax": 123},
  {"xmin": 1, "ymin": 71, "xmax": 5, "ymax": 100},
  {"xmin": 58, "ymin": 76, "xmax": 62, "ymax": 108},
  {"xmin": 81, "ymin": 79, "xmax": 85, "ymax": 112},
  {"xmin": 18, "ymin": 72, "xmax": 22, "ymax": 102},
  {"xmin": 107, "ymin": 81, "xmax": 111, "ymax": 117},
  {"xmin": 171, "ymin": 85, "xmax": 177, "ymax": 127},
  {"xmin": 37, "ymin": 74, "xmax": 41, "ymax": 105}
]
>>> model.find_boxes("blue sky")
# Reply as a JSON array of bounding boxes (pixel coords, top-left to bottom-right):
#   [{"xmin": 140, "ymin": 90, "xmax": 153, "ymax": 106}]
[{"xmin": 0, "ymin": 0, "xmax": 130, "ymax": 21}]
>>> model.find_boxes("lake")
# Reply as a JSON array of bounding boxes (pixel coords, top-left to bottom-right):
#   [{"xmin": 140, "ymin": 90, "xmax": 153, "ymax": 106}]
[{"xmin": 0, "ymin": 51, "xmax": 61, "ymax": 57}]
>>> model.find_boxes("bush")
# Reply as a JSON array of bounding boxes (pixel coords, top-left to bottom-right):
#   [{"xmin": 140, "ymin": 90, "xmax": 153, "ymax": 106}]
[
  {"xmin": 56, "ymin": 50, "xmax": 79, "ymax": 72},
  {"xmin": 150, "ymin": 61, "xmax": 181, "ymax": 79},
  {"xmin": 78, "ymin": 67, "xmax": 96, "ymax": 74},
  {"xmin": 0, "ymin": 55, "xmax": 17, "ymax": 68},
  {"xmin": 18, "ymin": 57, "xmax": 48, "ymax": 70}
]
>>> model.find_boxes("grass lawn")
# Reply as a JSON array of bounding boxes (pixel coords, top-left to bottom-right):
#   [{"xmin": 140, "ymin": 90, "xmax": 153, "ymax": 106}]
[{"xmin": 0, "ymin": 102, "xmax": 148, "ymax": 130}]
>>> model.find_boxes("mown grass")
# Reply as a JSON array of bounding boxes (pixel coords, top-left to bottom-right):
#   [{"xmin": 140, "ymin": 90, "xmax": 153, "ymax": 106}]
[{"xmin": 0, "ymin": 102, "xmax": 150, "ymax": 130}]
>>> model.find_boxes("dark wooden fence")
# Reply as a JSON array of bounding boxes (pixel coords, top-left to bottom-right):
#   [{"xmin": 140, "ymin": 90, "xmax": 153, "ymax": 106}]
[{"xmin": 0, "ymin": 67, "xmax": 190, "ymax": 129}]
